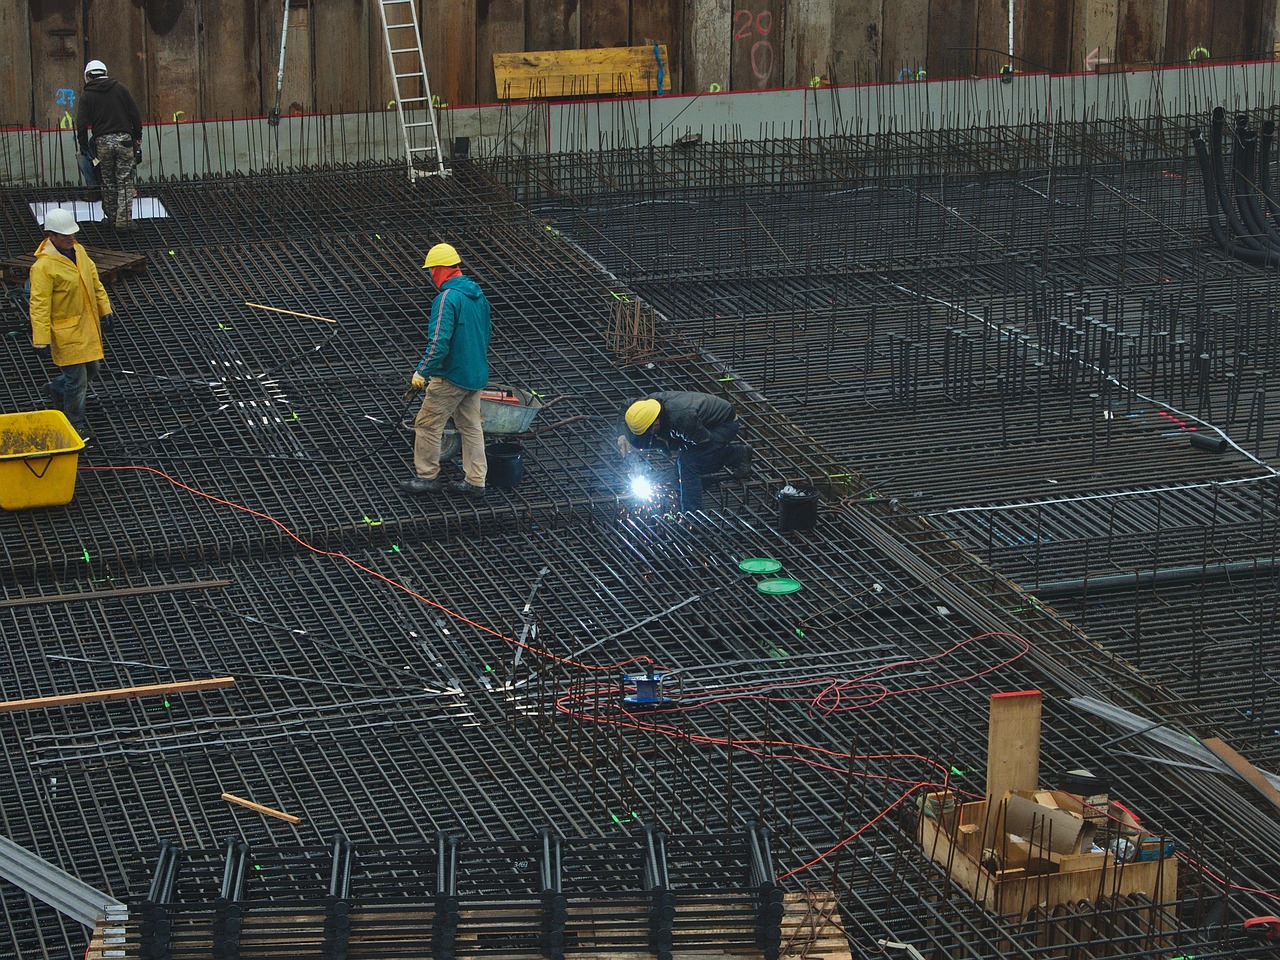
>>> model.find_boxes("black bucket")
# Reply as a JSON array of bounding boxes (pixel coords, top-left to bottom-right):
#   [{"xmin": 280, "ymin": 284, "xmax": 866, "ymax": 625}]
[
  {"xmin": 487, "ymin": 441, "xmax": 523, "ymax": 489},
  {"xmin": 776, "ymin": 486, "xmax": 818, "ymax": 532}
]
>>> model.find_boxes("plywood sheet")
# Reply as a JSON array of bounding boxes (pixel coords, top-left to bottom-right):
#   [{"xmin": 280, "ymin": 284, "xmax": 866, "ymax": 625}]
[
  {"xmin": 86, "ymin": 0, "xmax": 148, "ymax": 119},
  {"xmin": 786, "ymin": 0, "xmax": 831, "ymax": 87},
  {"xmin": 0, "ymin": 0, "xmax": 34, "ymax": 125},
  {"xmin": 528, "ymin": 0, "xmax": 580, "ymax": 50},
  {"xmin": 201, "ymin": 0, "xmax": 261, "ymax": 119},
  {"xmin": 829, "ymin": 0, "xmax": 882, "ymax": 85},
  {"xmin": 478, "ymin": 0, "xmax": 525, "ymax": 102},
  {"xmin": 1115, "ymin": 0, "xmax": 1162, "ymax": 63},
  {"xmin": 314, "ymin": 0, "xmax": 370, "ymax": 113},
  {"xmin": 927, "ymin": 0, "xmax": 977, "ymax": 78},
  {"xmin": 632, "ymin": 0, "xmax": 681, "ymax": 91},
  {"xmin": 976, "ymin": 0, "xmax": 1013, "ymax": 77},
  {"xmin": 731, "ymin": 0, "xmax": 786, "ymax": 89},
  {"xmin": 493, "ymin": 46, "xmax": 668, "ymax": 99},
  {"xmin": 28, "ymin": 0, "xmax": 82, "ymax": 129},
  {"xmin": 584, "ymin": 0, "xmax": 630, "ymax": 48},
  {"xmin": 881, "ymin": 0, "xmax": 928, "ymax": 80},
  {"xmin": 686, "ymin": 0, "xmax": 732, "ymax": 92}
]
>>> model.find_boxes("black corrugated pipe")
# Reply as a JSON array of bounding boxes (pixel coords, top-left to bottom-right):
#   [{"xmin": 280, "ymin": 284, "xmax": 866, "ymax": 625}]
[
  {"xmin": 1032, "ymin": 557, "xmax": 1278, "ymax": 599},
  {"xmin": 1257, "ymin": 119, "xmax": 1280, "ymax": 228},
  {"xmin": 1193, "ymin": 130, "xmax": 1280, "ymax": 266},
  {"xmin": 1231, "ymin": 116, "xmax": 1280, "ymax": 247},
  {"xmin": 1210, "ymin": 107, "xmax": 1270, "ymax": 252}
]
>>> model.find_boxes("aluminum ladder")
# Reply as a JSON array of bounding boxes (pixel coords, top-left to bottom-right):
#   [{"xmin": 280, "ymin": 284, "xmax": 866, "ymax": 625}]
[{"xmin": 377, "ymin": 0, "xmax": 448, "ymax": 181}]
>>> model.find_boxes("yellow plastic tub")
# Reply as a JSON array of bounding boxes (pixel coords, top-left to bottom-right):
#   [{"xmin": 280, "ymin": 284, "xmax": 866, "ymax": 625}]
[{"xmin": 0, "ymin": 410, "xmax": 86, "ymax": 510}]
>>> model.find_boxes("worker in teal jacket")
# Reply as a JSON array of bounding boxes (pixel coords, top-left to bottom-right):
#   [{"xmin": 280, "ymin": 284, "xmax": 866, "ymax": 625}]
[{"xmin": 401, "ymin": 242, "xmax": 492, "ymax": 498}]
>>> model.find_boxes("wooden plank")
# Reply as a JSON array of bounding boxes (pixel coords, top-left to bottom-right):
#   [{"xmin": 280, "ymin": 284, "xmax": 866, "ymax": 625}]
[
  {"xmin": 200, "ymin": 0, "xmax": 261, "ymax": 119},
  {"xmin": 147, "ymin": 0, "xmax": 199, "ymax": 122},
  {"xmin": 493, "ymin": 46, "xmax": 668, "ymax": 99},
  {"xmin": 29, "ymin": 0, "xmax": 82, "ymax": 130},
  {"xmin": 686, "ymin": 0, "xmax": 733, "ymax": 92},
  {"xmin": 283, "ymin": 3, "xmax": 315, "ymax": 114},
  {"xmin": 1208, "ymin": 0, "xmax": 1246, "ymax": 61},
  {"xmin": 0, "ymin": 677, "xmax": 235, "ymax": 713},
  {"xmin": 0, "ymin": 0, "xmax": 34, "ymax": 125},
  {"xmin": 221, "ymin": 791, "xmax": 302, "ymax": 823},
  {"xmin": 0, "ymin": 578, "xmax": 227, "ymax": 608},
  {"xmin": 528, "ymin": 0, "xmax": 580, "ymax": 51},
  {"xmin": 1164, "ymin": 0, "xmax": 1214, "ymax": 65},
  {"xmin": 85, "ymin": 0, "xmax": 148, "ymax": 121},
  {"xmin": 1075, "ymin": 0, "xmax": 1120, "ymax": 71},
  {"xmin": 927, "ymin": 0, "xmax": 978, "ymax": 79},
  {"xmin": 313, "ymin": 0, "xmax": 370, "ymax": 112},
  {"xmin": 1115, "ymin": 0, "xmax": 1162, "ymax": 64},
  {"xmin": 731, "ymin": 0, "xmax": 786, "ymax": 90},
  {"xmin": 584, "ymin": 0, "xmax": 630, "ymax": 49},
  {"xmin": 881, "ymin": 0, "xmax": 928, "ymax": 81},
  {"xmin": 632, "ymin": 0, "xmax": 681, "ymax": 92},
  {"xmin": 422, "ymin": 0, "xmax": 476, "ymax": 107},
  {"xmin": 829, "ymin": 0, "xmax": 882, "ymax": 85},
  {"xmin": 976, "ymin": 0, "xmax": 1012, "ymax": 77},
  {"xmin": 1202, "ymin": 736, "xmax": 1280, "ymax": 813},
  {"xmin": 477, "ymin": 0, "xmax": 525, "ymax": 102},
  {"xmin": 1020, "ymin": 0, "xmax": 1074, "ymax": 72},
  {"xmin": 368, "ymin": 2, "xmax": 396, "ymax": 110},
  {"xmin": 984, "ymin": 690, "xmax": 1042, "ymax": 838},
  {"xmin": 785, "ymin": 0, "xmax": 833, "ymax": 87}
]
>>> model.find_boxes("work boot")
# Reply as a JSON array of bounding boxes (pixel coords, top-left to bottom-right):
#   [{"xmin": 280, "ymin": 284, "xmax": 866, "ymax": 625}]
[
  {"xmin": 400, "ymin": 476, "xmax": 444, "ymax": 495},
  {"xmin": 728, "ymin": 445, "xmax": 754, "ymax": 480},
  {"xmin": 447, "ymin": 479, "xmax": 486, "ymax": 499}
]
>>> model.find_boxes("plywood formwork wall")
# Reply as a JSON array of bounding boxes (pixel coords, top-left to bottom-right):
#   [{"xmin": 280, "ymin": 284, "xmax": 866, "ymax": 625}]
[{"xmin": 1, "ymin": 0, "xmax": 1277, "ymax": 126}]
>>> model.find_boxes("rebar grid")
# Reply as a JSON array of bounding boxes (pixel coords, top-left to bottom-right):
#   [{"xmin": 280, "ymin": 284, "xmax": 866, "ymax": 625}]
[{"xmin": 3, "ymin": 113, "xmax": 1280, "ymax": 959}]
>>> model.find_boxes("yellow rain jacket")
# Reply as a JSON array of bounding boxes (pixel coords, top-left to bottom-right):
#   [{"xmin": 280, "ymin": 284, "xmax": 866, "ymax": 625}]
[{"xmin": 29, "ymin": 238, "xmax": 110, "ymax": 367}]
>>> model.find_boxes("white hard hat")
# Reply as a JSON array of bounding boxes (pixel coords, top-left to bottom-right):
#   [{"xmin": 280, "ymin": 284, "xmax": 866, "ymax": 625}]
[
  {"xmin": 44, "ymin": 208, "xmax": 80, "ymax": 235},
  {"xmin": 84, "ymin": 59, "xmax": 107, "ymax": 78}
]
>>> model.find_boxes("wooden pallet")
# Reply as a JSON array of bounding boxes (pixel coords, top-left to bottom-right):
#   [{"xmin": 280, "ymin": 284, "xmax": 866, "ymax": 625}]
[{"xmin": 1, "ymin": 246, "xmax": 148, "ymax": 284}]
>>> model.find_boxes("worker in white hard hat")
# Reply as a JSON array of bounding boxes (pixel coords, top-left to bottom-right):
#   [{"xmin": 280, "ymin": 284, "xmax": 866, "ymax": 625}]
[
  {"xmin": 28, "ymin": 208, "xmax": 114, "ymax": 441},
  {"xmin": 618, "ymin": 392, "xmax": 753, "ymax": 511},
  {"xmin": 400, "ymin": 242, "xmax": 493, "ymax": 499},
  {"xmin": 76, "ymin": 59, "xmax": 143, "ymax": 230}
]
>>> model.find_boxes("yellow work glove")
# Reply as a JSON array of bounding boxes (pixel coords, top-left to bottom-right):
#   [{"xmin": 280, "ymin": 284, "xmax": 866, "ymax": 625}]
[
  {"xmin": 616, "ymin": 435, "xmax": 631, "ymax": 459},
  {"xmin": 411, "ymin": 373, "xmax": 426, "ymax": 390}
]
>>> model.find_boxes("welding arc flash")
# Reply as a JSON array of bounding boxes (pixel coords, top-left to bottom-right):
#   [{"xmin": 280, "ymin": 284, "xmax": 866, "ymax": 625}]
[{"xmin": 630, "ymin": 474, "xmax": 656, "ymax": 500}]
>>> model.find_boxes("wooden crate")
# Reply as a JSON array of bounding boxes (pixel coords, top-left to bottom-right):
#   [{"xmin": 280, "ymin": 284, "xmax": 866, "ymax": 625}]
[{"xmin": 917, "ymin": 793, "xmax": 1178, "ymax": 918}]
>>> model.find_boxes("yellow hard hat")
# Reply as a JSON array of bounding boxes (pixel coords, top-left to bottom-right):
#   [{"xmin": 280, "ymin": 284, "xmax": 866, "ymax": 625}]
[
  {"xmin": 422, "ymin": 242, "xmax": 461, "ymax": 269},
  {"xmin": 625, "ymin": 398, "xmax": 661, "ymax": 435}
]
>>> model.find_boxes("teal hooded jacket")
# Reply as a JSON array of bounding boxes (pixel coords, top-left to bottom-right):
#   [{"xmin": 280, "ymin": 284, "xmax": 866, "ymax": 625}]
[{"xmin": 415, "ymin": 275, "xmax": 491, "ymax": 390}]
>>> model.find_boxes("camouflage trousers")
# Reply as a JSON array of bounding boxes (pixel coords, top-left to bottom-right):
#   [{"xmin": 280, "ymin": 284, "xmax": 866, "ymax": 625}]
[{"xmin": 96, "ymin": 133, "xmax": 136, "ymax": 228}]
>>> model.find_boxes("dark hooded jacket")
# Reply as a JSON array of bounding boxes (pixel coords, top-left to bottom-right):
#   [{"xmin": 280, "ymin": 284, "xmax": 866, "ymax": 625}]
[
  {"xmin": 76, "ymin": 77, "xmax": 143, "ymax": 150},
  {"xmin": 626, "ymin": 391, "xmax": 737, "ymax": 450}
]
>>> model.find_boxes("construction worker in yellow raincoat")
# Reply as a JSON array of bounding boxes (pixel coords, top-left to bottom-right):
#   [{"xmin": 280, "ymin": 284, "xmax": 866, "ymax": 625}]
[{"xmin": 29, "ymin": 208, "xmax": 114, "ymax": 440}]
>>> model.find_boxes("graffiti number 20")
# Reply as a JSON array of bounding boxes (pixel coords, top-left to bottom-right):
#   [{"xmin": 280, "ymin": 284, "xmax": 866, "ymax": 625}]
[{"xmin": 733, "ymin": 9, "xmax": 775, "ymax": 82}]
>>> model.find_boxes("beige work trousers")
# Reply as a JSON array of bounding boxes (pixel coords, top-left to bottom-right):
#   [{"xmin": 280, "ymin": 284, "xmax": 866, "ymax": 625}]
[{"xmin": 412, "ymin": 377, "xmax": 488, "ymax": 487}]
